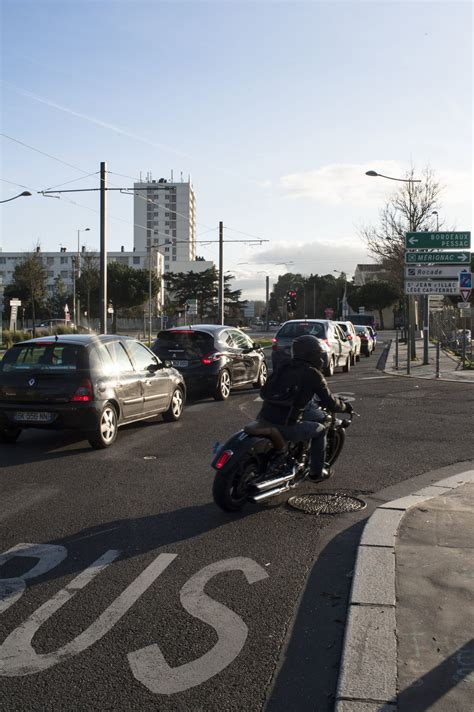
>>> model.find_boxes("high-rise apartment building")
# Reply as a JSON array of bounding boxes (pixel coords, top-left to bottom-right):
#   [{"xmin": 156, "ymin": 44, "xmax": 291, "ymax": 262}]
[{"xmin": 133, "ymin": 177, "xmax": 197, "ymax": 272}]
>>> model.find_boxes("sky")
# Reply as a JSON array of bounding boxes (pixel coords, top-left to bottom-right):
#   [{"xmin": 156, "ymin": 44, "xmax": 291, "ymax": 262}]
[{"xmin": 1, "ymin": 0, "xmax": 472, "ymax": 300}]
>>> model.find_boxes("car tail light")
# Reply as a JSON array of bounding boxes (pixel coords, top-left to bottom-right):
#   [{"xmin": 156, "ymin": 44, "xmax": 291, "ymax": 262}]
[
  {"xmin": 216, "ymin": 449, "xmax": 233, "ymax": 469},
  {"xmin": 271, "ymin": 338, "xmax": 277, "ymax": 350},
  {"xmin": 201, "ymin": 352, "xmax": 222, "ymax": 365},
  {"xmin": 70, "ymin": 378, "xmax": 93, "ymax": 402}
]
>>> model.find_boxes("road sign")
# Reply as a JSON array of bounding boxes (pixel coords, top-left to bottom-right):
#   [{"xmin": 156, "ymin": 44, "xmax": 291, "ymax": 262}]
[
  {"xmin": 405, "ymin": 266, "xmax": 465, "ymax": 279},
  {"xmin": 405, "ymin": 232, "xmax": 470, "ymax": 249},
  {"xmin": 405, "ymin": 251, "xmax": 470, "ymax": 265},
  {"xmin": 458, "ymin": 308, "xmax": 473, "ymax": 316},
  {"xmin": 458, "ymin": 302, "xmax": 471, "ymax": 309},
  {"xmin": 9, "ymin": 298, "xmax": 21, "ymax": 306},
  {"xmin": 459, "ymin": 271, "xmax": 472, "ymax": 302},
  {"xmin": 404, "ymin": 280, "xmax": 460, "ymax": 295}
]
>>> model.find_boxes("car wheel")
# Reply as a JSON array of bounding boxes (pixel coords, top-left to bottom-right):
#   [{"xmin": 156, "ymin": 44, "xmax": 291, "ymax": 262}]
[
  {"xmin": 342, "ymin": 354, "xmax": 351, "ymax": 373},
  {"xmin": 88, "ymin": 403, "xmax": 118, "ymax": 449},
  {"xmin": 356, "ymin": 352, "xmax": 361, "ymax": 362},
  {"xmin": 163, "ymin": 387, "xmax": 184, "ymax": 422},
  {"xmin": 324, "ymin": 356, "xmax": 335, "ymax": 377},
  {"xmin": 365, "ymin": 349, "xmax": 370, "ymax": 358},
  {"xmin": 253, "ymin": 361, "xmax": 268, "ymax": 389},
  {"xmin": 350, "ymin": 353, "xmax": 356, "ymax": 366},
  {"xmin": 0, "ymin": 425, "xmax": 22, "ymax": 444},
  {"xmin": 214, "ymin": 369, "xmax": 231, "ymax": 401}
]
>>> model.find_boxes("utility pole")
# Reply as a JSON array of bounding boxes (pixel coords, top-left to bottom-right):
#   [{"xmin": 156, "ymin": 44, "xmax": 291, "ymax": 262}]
[
  {"xmin": 265, "ymin": 275, "xmax": 270, "ymax": 332},
  {"xmin": 218, "ymin": 221, "xmax": 224, "ymax": 325},
  {"xmin": 99, "ymin": 161, "xmax": 107, "ymax": 334}
]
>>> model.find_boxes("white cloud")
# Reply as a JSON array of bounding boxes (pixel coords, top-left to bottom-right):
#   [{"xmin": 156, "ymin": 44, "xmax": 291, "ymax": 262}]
[{"xmin": 279, "ymin": 161, "xmax": 472, "ymax": 209}]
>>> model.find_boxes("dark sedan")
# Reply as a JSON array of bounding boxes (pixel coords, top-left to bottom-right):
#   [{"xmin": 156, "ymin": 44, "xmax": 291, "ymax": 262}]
[
  {"xmin": 0, "ymin": 335, "xmax": 185, "ymax": 448},
  {"xmin": 151, "ymin": 325, "xmax": 268, "ymax": 400}
]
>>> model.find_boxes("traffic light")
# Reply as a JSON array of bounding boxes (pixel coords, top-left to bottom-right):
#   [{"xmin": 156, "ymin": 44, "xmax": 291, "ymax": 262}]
[{"xmin": 286, "ymin": 289, "xmax": 297, "ymax": 312}]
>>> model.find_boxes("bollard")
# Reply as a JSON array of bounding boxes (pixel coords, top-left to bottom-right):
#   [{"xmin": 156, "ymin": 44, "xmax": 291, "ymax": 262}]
[
  {"xmin": 395, "ymin": 330, "xmax": 399, "ymax": 370},
  {"xmin": 436, "ymin": 341, "xmax": 440, "ymax": 378}
]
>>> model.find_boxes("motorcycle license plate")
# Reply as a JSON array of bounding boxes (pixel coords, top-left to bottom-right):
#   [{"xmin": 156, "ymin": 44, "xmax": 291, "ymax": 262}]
[{"xmin": 14, "ymin": 411, "xmax": 54, "ymax": 423}]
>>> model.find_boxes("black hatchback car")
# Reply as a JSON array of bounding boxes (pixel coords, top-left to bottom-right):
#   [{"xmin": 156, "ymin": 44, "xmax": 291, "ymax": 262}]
[
  {"xmin": 0, "ymin": 335, "xmax": 186, "ymax": 449},
  {"xmin": 151, "ymin": 325, "xmax": 267, "ymax": 400}
]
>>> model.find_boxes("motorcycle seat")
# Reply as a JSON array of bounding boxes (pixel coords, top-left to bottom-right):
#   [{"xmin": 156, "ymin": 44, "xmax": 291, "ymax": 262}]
[{"xmin": 244, "ymin": 421, "xmax": 286, "ymax": 451}]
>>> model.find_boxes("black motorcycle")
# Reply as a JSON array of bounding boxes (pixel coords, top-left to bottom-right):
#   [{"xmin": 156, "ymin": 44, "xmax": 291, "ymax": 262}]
[{"xmin": 211, "ymin": 406, "xmax": 355, "ymax": 512}]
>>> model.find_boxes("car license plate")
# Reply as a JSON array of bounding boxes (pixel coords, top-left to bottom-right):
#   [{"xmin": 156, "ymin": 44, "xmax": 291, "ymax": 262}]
[
  {"xmin": 13, "ymin": 411, "xmax": 54, "ymax": 423},
  {"xmin": 171, "ymin": 360, "xmax": 188, "ymax": 368}
]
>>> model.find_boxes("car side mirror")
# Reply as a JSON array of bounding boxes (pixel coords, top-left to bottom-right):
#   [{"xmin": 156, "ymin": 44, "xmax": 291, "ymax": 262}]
[
  {"xmin": 253, "ymin": 342, "xmax": 262, "ymax": 349},
  {"xmin": 147, "ymin": 363, "xmax": 160, "ymax": 373},
  {"xmin": 163, "ymin": 359, "xmax": 172, "ymax": 369}
]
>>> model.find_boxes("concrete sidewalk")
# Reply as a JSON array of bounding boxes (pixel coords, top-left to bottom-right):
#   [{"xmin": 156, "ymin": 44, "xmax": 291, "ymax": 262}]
[
  {"xmin": 335, "ymin": 468, "xmax": 474, "ymax": 711},
  {"xmin": 382, "ymin": 338, "xmax": 474, "ymax": 383}
]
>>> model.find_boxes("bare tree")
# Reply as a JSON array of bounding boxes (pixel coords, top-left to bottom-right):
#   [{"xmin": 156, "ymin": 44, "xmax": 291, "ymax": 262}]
[{"xmin": 360, "ymin": 167, "xmax": 444, "ymax": 291}]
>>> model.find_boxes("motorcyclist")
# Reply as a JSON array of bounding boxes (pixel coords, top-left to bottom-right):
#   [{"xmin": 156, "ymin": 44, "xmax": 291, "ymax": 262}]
[{"xmin": 258, "ymin": 335, "xmax": 353, "ymax": 481}]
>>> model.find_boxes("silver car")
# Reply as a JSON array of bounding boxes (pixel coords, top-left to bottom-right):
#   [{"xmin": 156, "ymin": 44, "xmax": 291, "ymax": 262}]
[
  {"xmin": 271, "ymin": 319, "xmax": 353, "ymax": 376},
  {"xmin": 336, "ymin": 321, "xmax": 361, "ymax": 365}
]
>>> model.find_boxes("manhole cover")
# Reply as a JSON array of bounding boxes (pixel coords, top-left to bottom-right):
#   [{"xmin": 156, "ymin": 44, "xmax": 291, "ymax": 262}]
[{"xmin": 287, "ymin": 492, "xmax": 366, "ymax": 515}]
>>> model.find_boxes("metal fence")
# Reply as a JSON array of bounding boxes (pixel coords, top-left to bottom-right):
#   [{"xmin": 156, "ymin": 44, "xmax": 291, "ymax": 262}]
[{"xmin": 430, "ymin": 307, "xmax": 473, "ymax": 363}]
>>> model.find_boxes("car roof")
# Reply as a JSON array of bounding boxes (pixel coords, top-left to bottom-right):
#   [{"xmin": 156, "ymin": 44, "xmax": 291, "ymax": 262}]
[
  {"xmin": 12, "ymin": 334, "xmax": 136, "ymax": 347},
  {"xmin": 160, "ymin": 324, "xmax": 230, "ymax": 334},
  {"xmin": 281, "ymin": 319, "xmax": 331, "ymax": 325}
]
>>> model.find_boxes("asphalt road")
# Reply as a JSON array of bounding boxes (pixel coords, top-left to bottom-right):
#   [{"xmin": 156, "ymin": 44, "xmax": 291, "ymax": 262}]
[{"xmin": 1, "ymin": 337, "xmax": 473, "ymax": 711}]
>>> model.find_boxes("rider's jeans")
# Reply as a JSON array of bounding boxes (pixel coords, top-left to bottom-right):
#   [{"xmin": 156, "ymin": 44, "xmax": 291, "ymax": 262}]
[{"xmin": 276, "ymin": 401, "xmax": 327, "ymax": 476}]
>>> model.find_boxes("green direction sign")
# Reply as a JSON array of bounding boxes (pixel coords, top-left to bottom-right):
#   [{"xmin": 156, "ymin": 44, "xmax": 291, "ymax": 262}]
[
  {"xmin": 405, "ymin": 232, "xmax": 470, "ymax": 249},
  {"xmin": 405, "ymin": 250, "xmax": 471, "ymax": 265}
]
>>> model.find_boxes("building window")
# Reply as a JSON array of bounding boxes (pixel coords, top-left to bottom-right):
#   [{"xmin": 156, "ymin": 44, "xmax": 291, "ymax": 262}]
[
  {"xmin": 172, "ymin": 256, "xmax": 176, "ymax": 261},
  {"xmin": 48, "ymin": 271, "xmax": 54, "ymax": 278},
  {"xmin": 172, "ymin": 230, "xmax": 177, "ymax": 237},
  {"xmin": 60, "ymin": 270, "xmax": 68, "ymax": 278},
  {"xmin": 165, "ymin": 230, "xmax": 170, "ymax": 235},
  {"xmin": 0, "ymin": 257, "xmax": 5, "ymax": 264},
  {"xmin": 133, "ymin": 257, "xmax": 140, "ymax": 265},
  {"xmin": 164, "ymin": 247, "xmax": 170, "ymax": 253},
  {"xmin": 60, "ymin": 256, "xmax": 68, "ymax": 264},
  {"xmin": 47, "ymin": 257, "xmax": 54, "ymax": 265}
]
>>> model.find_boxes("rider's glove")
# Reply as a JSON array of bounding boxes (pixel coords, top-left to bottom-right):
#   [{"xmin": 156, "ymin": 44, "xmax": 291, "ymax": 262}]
[{"xmin": 344, "ymin": 402, "xmax": 354, "ymax": 414}]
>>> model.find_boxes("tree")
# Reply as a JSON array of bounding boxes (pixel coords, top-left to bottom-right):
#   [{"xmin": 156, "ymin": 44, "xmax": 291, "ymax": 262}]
[
  {"xmin": 45, "ymin": 276, "xmax": 71, "ymax": 319},
  {"xmin": 349, "ymin": 281, "xmax": 400, "ymax": 329},
  {"xmin": 163, "ymin": 268, "xmax": 245, "ymax": 322},
  {"xmin": 108, "ymin": 263, "xmax": 160, "ymax": 332},
  {"xmin": 3, "ymin": 252, "xmax": 47, "ymax": 329},
  {"xmin": 360, "ymin": 167, "xmax": 443, "ymax": 290},
  {"xmin": 76, "ymin": 251, "xmax": 99, "ymax": 322}
]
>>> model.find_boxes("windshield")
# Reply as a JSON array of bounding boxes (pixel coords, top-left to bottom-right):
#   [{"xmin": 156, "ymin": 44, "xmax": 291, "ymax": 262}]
[
  {"xmin": 0, "ymin": 343, "xmax": 84, "ymax": 373},
  {"xmin": 277, "ymin": 322, "xmax": 326, "ymax": 339}
]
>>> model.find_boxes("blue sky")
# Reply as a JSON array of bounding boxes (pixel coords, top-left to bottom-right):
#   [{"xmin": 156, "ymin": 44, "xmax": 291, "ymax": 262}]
[{"xmin": 1, "ymin": 0, "xmax": 472, "ymax": 298}]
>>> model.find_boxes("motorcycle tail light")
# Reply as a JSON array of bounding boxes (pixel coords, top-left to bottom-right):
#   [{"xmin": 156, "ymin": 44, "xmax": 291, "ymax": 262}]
[
  {"xmin": 71, "ymin": 378, "xmax": 93, "ymax": 402},
  {"xmin": 216, "ymin": 449, "xmax": 233, "ymax": 469},
  {"xmin": 201, "ymin": 352, "xmax": 222, "ymax": 365}
]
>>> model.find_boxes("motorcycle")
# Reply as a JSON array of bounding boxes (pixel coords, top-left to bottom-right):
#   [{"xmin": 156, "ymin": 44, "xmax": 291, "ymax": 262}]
[{"xmin": 211, "ymin": 405, "xmax": 356, "ymax": 512}]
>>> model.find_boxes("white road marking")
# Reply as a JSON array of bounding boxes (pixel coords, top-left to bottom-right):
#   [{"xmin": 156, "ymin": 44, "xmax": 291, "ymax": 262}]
[
  {"xmin": 359, "ymin": 376, "xmax": 390, "ymax": 380},
  {"xmin": 0, "ymin": 551, "xmax": 176, "ymax": 676},
  {"xmin": 254, "ymin": 396, "xmax": 262, "ymax": 402},
  {"xmin": 333, "ymin": 391, "xmax": 356, "ymax": 403},
  {"xmin": 0, "ymin": 543, "xmax": 67, "ymax": 614},
  {"xmin": 128, "ymin": 557, "xmax": 269, "ymax": 694}
]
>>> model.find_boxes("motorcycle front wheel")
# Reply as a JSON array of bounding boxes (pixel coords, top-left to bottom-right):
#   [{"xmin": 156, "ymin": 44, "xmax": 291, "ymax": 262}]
[
  {"xmin": 212, "ymin": 459, "xmax": 259, "ymax": 512},
  {"xmin": 326, "ymin": 427, "xmax": 346, "ymax": 467}
]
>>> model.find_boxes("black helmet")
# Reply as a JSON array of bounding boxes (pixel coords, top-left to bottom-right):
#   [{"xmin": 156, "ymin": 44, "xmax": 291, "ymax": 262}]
[{"xmin": 292, "ymin": 334, "xmax": 324, "ymax": 367}]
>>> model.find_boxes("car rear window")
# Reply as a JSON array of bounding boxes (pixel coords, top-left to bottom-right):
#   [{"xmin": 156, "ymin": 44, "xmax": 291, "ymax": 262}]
[
  {"xmin": 277, "ymin": 322, "xmax": 326, "ymax": 339},
  {"xmin": 0, "ymin": 343, "xmax": 84, "ymax": 373},
  {"xmin": 154, "ymin": 330, "xmax": 214, "ymax": 358}
]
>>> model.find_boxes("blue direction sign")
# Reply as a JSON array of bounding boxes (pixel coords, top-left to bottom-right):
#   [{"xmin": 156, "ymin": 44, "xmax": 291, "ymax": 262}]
[
  {"xmin": 459, "ymin": 271, "xmax": 472, "ymax": 302},
  {"xmin": 405, "ymin": 232, "xmax": 470, "ymax": 249},
  {"xmin": 405, "ymin": 251, "xmax": 470, "ymax": 265}
]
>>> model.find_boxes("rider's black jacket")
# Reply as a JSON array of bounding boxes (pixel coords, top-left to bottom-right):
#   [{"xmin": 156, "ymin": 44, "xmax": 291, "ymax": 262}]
[{"xmin": 258, "ymin": 357, "xmax": 350, "ymax": 426}]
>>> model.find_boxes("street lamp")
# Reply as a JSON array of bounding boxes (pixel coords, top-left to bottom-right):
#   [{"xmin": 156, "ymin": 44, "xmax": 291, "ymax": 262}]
[
  {"xmin": 74, "ymin": 227, "xmax": 90, "ymax": 326},
  {"xmin": 334, "ymin": 270, "xmax": 348, "ymax": 319},
  {"xmin": 432, "ymin": 211, "xmax": 439, "ymax": 231},
  {"xmin": 0, "ymin": 191, "xmax": 32, "ymax": 204},
  {"xmin": 365, "ymin": 169, "xmax": 422, "ymax": 370}
]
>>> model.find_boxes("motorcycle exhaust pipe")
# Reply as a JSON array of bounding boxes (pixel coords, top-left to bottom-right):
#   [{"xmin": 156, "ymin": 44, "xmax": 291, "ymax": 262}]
[
  {"xmin": 254, "ymin": 473, "xmax": 295, "ymax": 491},
  {"xmin": 251, "ymin": 484, "xmax": 291, "ymax": 503}
]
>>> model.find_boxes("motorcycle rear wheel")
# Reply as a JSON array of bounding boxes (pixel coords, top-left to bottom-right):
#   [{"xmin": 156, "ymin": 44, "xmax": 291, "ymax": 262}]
[{"xmin": 213, "ymin": 460, "xmax": 259, "ymax": 512}]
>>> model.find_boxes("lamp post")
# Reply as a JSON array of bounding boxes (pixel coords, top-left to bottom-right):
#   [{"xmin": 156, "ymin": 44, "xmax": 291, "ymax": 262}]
[
  {"xmin": 365, "ymin": 169, "xmax": 422, "ymax": 372},
  {"xmin": 333, "ymin": 270, "xmax": 348, "ymax": 319},
  {"xmin": 432, "ymin": 211, "xmax": 439, "ymax": 231},
  {"xmin": 74, "ymin": 227, "xmax": 90, "ymax": 325},
  {"xmin": 0, "ymin": 191, "xmax": 32, "ymax": 204}
]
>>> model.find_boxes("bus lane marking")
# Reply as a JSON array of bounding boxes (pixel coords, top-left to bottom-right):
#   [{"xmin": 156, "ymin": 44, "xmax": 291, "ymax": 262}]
[{"xmin": 128, "ymin": 557, "xmax": 269, "ymax": 694}]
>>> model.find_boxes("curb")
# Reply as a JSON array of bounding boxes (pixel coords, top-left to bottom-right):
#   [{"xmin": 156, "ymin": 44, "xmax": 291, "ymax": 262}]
[
  {"xmin": 335, "ymin": 468, "xmax": 474, "ymax": 711},
  {"xmin": 382, "ymin": 341, "xmax": 474, "ymax": 384}
]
